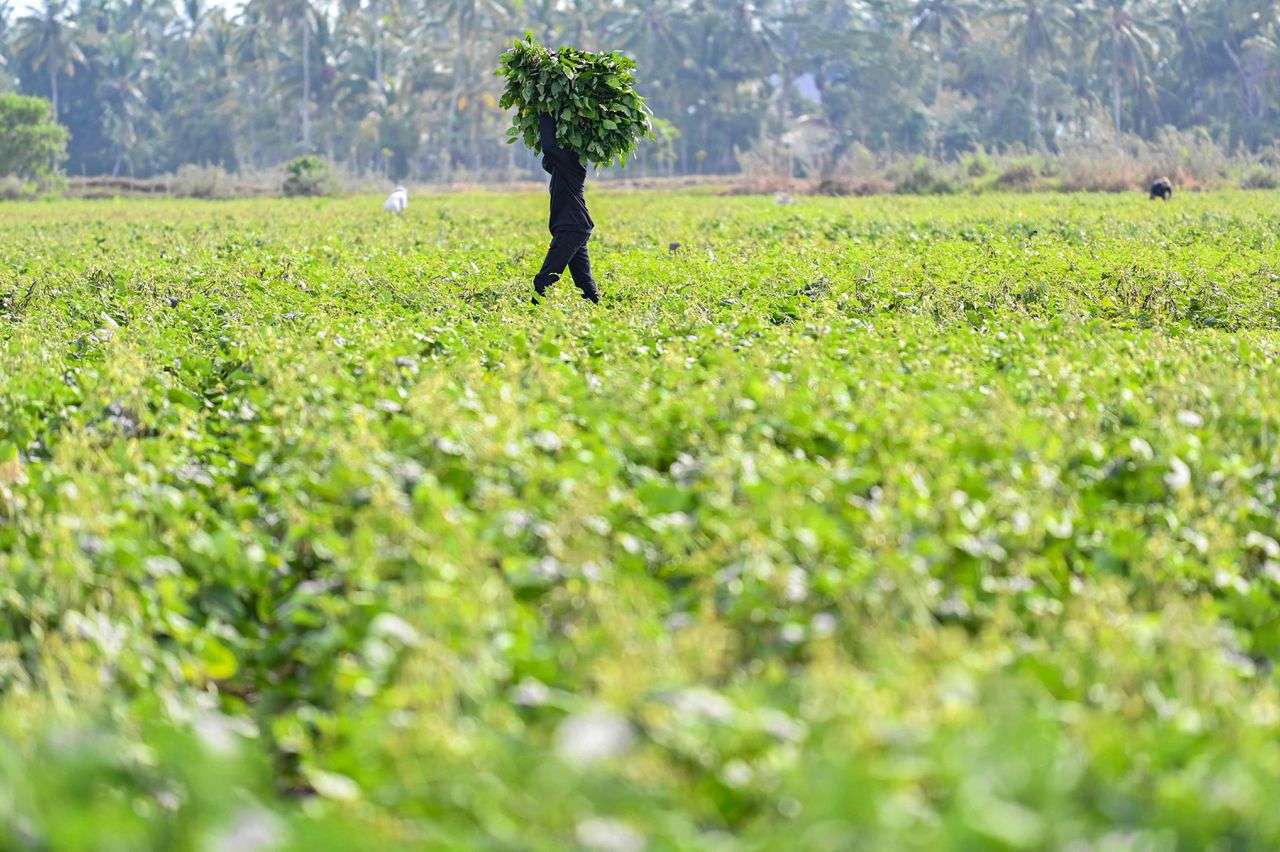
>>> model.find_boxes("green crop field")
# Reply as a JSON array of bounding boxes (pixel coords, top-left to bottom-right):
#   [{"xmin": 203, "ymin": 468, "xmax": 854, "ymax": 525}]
[{"xmin": 2, "ymin": 191, "xmax": 1280, "ymax": 850}]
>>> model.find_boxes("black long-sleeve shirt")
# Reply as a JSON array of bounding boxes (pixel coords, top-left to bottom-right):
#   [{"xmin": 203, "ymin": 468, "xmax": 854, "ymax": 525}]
[{"xmin": 539, "ymin": 113, "xmax": 594, "ymax": 235}]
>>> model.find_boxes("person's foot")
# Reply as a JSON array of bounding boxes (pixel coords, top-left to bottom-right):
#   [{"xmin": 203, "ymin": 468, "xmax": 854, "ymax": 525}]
[
  {"xmin": 531, "ymin": 285, "xmax": 546, "ymax": 305},
  {"xmin": 580, "ymin": 288, "xmax": 600, "ymax": 304}
]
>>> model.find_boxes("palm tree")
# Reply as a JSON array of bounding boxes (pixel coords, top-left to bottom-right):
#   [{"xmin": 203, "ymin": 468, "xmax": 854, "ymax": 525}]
[
  {"xmin": 12, "ymin": 0, "xmax": 87, "ymax": 119},
  {"xmin": 910, "ymin": 0, "xmax": 975, "ymax": 109},
  {"xmin": 175, "ymin": 0, "xmax": 210, "ymax": 42},
  {"xmin": 604, "ymin": 0, "xmax": 693, "ymax": 160},
  {"xmin": 231, "ymin": 1, "xmax": 275, "ymax": 165},
  {"xmin": 292, "ymin": 0, "xmax": 318, "ymax": 152},
  {"xmin": 606, "ymin": 0, "xmax": 691, "ymax": 62},
  {"xmin": 438, "ymin": 0, "xmax": 514, "ymax": 175},
  {"xmin": 370, "ymin": 0, "xmax": 384, "ymax": 86},
  {"xmin": 1227, "ymin": 25, "xmax": 1278, "ymax": 137},
  {"xmin": 1094, "ymin": 0, "xmax": 1161, "ymax": 133},
  {"xmin": 0, "ymin": 0, "xmax": 14, "ymax": 62},
  {"xmin": 114, "ymin": 0, "xmax": 172, "ymax": 47},
  {"xmin": 545, "ymin": 0, "xmax": 611, "ymax": 48},
  {"xmin": 156, "ymin": 9, "xmax": 241, "ymax": 170},
  {"xmin": 671, "ymin": 0, "xmax": 777, "ymax": 172},
  {"xmin": 96, "ymin": 32, "xmax": 153, "ymax": 174},
  {"xmin": 1154, "ymin": 0, "xmax": 1213, "ymax": 126},
  {"xmin": 244, "ymin": 0, "xmax": 320, "ymax": 152},
  {"xmin": 991, "ymin": 0, "xmax": 1069, "ymax": 147}
]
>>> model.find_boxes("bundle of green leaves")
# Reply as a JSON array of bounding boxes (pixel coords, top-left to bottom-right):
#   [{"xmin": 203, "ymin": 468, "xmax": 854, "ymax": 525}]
[{"xmin": 498, "ymin": 33, "xmax": 654, "ymax": 169}]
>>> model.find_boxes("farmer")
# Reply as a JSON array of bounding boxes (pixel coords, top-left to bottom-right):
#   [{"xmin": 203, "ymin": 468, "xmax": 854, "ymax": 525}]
[{"xmin": 531, "ymin": 112, "xmax": 598, "ymax": 304}]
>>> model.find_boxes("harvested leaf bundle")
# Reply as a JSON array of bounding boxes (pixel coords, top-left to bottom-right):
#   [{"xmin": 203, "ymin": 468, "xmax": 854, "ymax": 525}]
[{"xmin": 498, "ymin": 34, "xmax": 654, "ymax": 169}]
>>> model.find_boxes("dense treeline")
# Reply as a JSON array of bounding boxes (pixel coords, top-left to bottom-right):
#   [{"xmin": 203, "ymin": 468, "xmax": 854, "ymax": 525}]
[{"xmin": 0, "ymin": 0, "xmax": 1277, "ymax": 180}]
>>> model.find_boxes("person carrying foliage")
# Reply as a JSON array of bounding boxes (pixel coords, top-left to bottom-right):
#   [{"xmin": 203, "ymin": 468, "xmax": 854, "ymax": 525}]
[
  {"xmin": 532, "ymin": 111, "xmax": 597, "ymax": 304},
  {"xmin": 498, "ymin": 34, "xmax": 653, "ymax": 306}
]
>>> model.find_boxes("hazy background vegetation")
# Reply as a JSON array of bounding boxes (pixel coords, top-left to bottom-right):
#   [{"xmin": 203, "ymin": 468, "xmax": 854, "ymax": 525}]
[{"xmin": 0, "ymin": 0, "xmax": 1277, "ymax": 184}]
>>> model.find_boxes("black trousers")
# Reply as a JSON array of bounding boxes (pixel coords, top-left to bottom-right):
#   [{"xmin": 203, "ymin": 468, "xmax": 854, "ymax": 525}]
[{"xmin": 533, "ymin": 230, "xmax": 598, "ymax": 303}]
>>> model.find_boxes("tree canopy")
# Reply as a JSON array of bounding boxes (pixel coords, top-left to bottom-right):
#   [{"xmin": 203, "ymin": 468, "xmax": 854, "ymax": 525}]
[
  {"xmin": 0, "ymin": 0, "xmax": 1276, "ymax": 180},
  {"xmin": 0, "ymin": 92, "xmax": 68, "ymax": 180}
]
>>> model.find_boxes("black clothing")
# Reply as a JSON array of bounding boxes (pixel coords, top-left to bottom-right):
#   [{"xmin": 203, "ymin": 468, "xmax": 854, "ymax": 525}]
[
  {"xmin": 540, "ymin": 113, "xmax": 594, "ymax": 234},
  {"xmin": 531, "ymin": 114, "xmax": 597, "ymax": 304},
  {"xmin": 533, "ymin": 230, "xmax": 598, "ymax": 303}
]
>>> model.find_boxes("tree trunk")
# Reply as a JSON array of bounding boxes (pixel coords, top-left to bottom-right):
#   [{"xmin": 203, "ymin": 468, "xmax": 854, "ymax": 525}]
[
  {"xmin": 932, "ymin": 23, "xmax": 944, "ymax": 157},
  {"xmin": 779, "ymin": 68, "xmax": 791, "ymax": 127},
  {"xmin": 1112, "ymin": 64, "xmax": 1121, "ymax": 132},
  {"xmin": 372, "ymin": 0, "xmax": 382, "ymax": 86},
  {"xmin": 471, "ymin": 111, "xmax": 480, "ymax": 172},
  {"xmin": 1029, "ymin": 72, "xmax": 1043, "ymax": 148},
  {"xmin": 935, "ymin": 35, "xmax": 944, "ymax": 108},
  {"xmin": 1070, "ymin": 10, "xmax": 1085, "ymax": 97},
  {"xmin": 778, "ymin": 52, "xmax": 793, "ymax": 126},
  {"xmin": 50, "ymin": 64, "xmax": 59, "ymax": 120},
  {"xmin": 1223, "ymin": 39, "xmax": 1260, "ymax": 121},
  {"xmin": 444, "ymin": 32, "xmax": 467, "ymax": 182},
  {"xmin": 302, "ymin": 21, "xmax": 312, "ymax": 151},
  {"xmin": 250, "ymin": 75, "xmax": 260, "ymax": 168}
]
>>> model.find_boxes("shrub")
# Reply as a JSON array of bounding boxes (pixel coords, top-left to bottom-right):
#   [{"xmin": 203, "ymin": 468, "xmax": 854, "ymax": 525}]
[
  {"xmin": 1148, "ymin": 125, "xmax": 1231, "ymax": 187},
  {"xmin": 892, "ymin": 157, "xmax": 960, "ymax": 195},
  {"xmin": 0, "ymin": 94, "xmax": 68, "ymax": 183},
  {"xmin": 964, "ymin": 151, "xmax": 993, "ymax": 178},
  {"xmin": 735, "ymin": 136, "xmax": 791, "ymax": 183},
  {"xmin": 846, "ymin": 178, "xmax": 894, "ymax": 196},
  {"xmin": 282, "ymin": 155, "xmax": 341, "ymax": 197},
  {"xmin": 1240, "ymin": 166, "xmax": 1279, "ymax": 191},
  {"xmin": 0, "ymin": 175, "xmax": 36, "ymax": 200},
  {"xmin": 169, "ymin": 164, "xmax": 233, "ymax": 199},
  {"xmin": 995, "ymin": 160, "xmax": 1040, "ymax": 191},
  {"xmin": 1058, "ymin": 147, "xmax": 1140, "ymax": 193},
  {"xmin": 813, "ymin": 178, "xmax": 852, "ymax": 196}
]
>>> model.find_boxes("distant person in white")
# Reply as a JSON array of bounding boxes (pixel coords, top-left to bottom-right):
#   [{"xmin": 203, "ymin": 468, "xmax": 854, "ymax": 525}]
[{"xmin": 384, "ymin": 186, "xmax": 408, "ymax": 214}]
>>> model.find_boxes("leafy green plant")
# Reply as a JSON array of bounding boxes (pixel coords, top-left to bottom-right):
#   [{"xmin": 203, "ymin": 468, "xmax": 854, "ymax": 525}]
[
  {"xmin": 168, "ymin": 163, "xmax": 233, "ymax": 199},
  {"xmin": 282, "ymin": 155, "xmax": 341, "ymax": 197},
  {"xmin": 0, "ymin": 94, "xmax": 68, "ymax": 183},
  {"xmin": 994, "ymin": 157, "xmax": 1043, "ymax": 190},
  {"xmin": 1240, "ymin": 165, "xmax": 1279, "ymax": 190},
  {"xmin": 891, "ymin": 156, "xmax": 960, "ymax": 195},
  {"xmin": 2, "ymin": 191, "xmax": 1280, "ymax": 848},
  {"xmin": 497, "ymin": 33, "xmax": 654, "ymax": 168}
]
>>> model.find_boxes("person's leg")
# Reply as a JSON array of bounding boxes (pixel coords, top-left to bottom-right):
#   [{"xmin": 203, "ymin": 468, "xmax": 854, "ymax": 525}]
[
  {"xmin": 532, "ymin": 232, "xmax": 580, "ymax": 303},
  {"xmin": 566, "ymin": 238, "xmax": 599, "ymax": 303}
]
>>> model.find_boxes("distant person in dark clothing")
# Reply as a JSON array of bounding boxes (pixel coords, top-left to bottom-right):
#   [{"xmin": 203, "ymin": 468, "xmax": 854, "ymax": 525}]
[{"xmin": 532, "ymin": 112, "xmax": 598, "ymax": 304}]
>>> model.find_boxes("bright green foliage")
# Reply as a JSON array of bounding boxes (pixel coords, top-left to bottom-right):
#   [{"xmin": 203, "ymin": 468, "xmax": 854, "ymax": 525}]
[
  {"xmin": 0, "ymin": 94, "xmax": 68, "ymax": 180},
  {"xmin": 2, "ymin": 192, "xmax": 1280, "ymax": 848},
  {"xmin": 498, "ymin": 33, "xmax": 653, "ymax": 169},
  {"xmin": 282, "ymin": 155, "xmax": 340, "ymax": 197}
]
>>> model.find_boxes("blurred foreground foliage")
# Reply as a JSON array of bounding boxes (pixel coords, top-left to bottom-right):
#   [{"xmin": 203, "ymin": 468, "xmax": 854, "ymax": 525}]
[{"xmin": 1, "ymin": 191, "xmax": 1280, "ymax": 849}]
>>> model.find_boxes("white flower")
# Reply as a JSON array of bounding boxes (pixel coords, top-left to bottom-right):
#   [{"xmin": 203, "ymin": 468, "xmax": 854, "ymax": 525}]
[
  {"xmin": 531, "ymin": 430, "xmax": 563, "ymax": 452},
  {"xmin": 205, "ymin": 806, "xmax": 286, "ymax": 852},
  {"xmin": 554, "ymin": 711, "xmax": 634, "ymax": 766},
  {"xmin": 669, "ymin": 688, "xmax": 734, "ymax": 723},
  {"xmin": 1165, "ymin": 457, "xmax": 1192, "ymax": 491},
  {"xmin": 1176, "ymin": 410, "xmax": 1204, "ymax": 428},
  {"xmin": 1129, "ymin": 438, "xmax": 1154, "ymax": 461},
  {"xmin": 811, "ymin": 613, "xmax": 838, "ymax": 638},
  {"xmin": 370, "ymin": 613, "xmax": 420, "ymax": 647},
  {"xmin": 513, "ymin": 678, "xmax": 551, "ymax": 707},
  {"xmin": 575, "ymin": 819, "xmax": 645, "ymax": 852}
]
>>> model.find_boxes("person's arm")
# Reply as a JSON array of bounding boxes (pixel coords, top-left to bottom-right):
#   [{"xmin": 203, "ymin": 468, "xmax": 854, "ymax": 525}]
[{"xmin": 539, "ymin": 112, "xmax": 581, "ymax": 171}]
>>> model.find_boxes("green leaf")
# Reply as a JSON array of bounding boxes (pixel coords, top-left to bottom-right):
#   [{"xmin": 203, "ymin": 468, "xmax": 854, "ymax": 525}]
[
  {"xmin": 496, "ymin": 32, "xmax": 651, "ymax": 169},
  {"xmin": 197, "ymin": 637, "xmax": 238, "ymax": 680}
]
